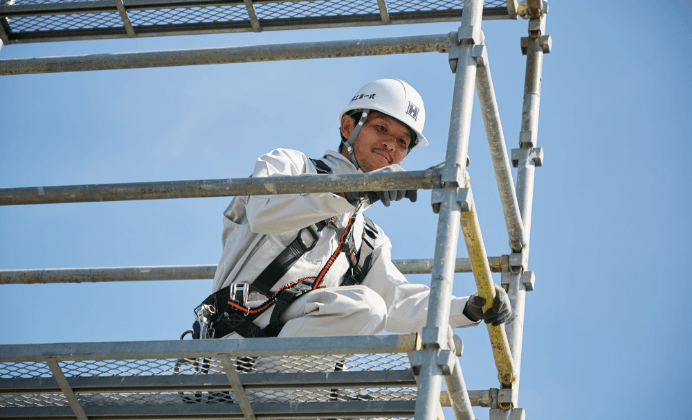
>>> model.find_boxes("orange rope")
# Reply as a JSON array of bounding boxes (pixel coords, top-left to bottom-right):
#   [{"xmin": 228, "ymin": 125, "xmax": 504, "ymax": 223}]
[
  {"xmin": 227, "ymin": 215, "xmax": 356, "ymax": 316},
  {"xmin": 312, "ymin": 216, "xmax": 354, "ymax": 289}
]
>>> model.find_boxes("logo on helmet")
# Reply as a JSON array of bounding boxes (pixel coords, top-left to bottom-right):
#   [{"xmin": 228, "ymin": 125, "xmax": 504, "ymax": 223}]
[
  {"xmin": 351, "ymin": 93, "xmax": 376, "ymax": 102},
  {"xmin": 406, "ymin": 102, "xmax": 419, "ymax": 121}
]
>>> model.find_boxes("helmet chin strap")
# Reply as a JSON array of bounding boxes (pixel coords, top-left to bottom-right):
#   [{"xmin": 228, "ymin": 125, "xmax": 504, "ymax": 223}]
[{"xmin": 341, "ymin": 109, "xmax": 369, "ymax": 171}]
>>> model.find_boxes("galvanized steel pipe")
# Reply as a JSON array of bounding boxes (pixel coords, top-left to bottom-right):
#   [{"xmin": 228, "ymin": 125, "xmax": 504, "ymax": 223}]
[
  {"xmin": 0, "ymin": 333, "xmax": 420, "ymax": 361},
  {"xmin": 0, "ymin": 265, "xmax": 217, "ymax": 284},
  {"xmin": 394, "ymin": 255, "xmax": 506, "ymax": 275},
  {"xmin": 443, "ymin": 357, "xmax": 475, "ymax": 420},
  {"xmin": 519, "ymin": 34, "xmax": 543, "ymax": 148},
  {"xmin": 414, "ymin": 0, "xmax": 484, "ymax": 419},
  {"xmin": 0, "ymin": 169, "xmax": 439, "ymax": 206},
  {"xmin": 0, "ymin": 257, "xmax": 508, "ymax": 285},
  {"xmin": 0, "ymin": 33, "xmax": 453, "ymax": 76},
  {"xmin": 440, "ymin": 389, "xmax": 496, "ymax": 408},
  {"xmin": 503, "ymin": 16, "xmax": 547, "ymax": 405},
  {"xmin": 475, "ymin": 58, "xmax": 526, "ymax": 252}
]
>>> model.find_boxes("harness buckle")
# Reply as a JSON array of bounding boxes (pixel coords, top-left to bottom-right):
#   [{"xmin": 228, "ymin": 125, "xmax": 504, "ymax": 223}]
[
  {"xmin": 230, "ymin": 283, "xmax": 249, "ymax": 306},
  {"xmin": 296, "ymin": 224, "xmax": 320, "ymax": 252}
]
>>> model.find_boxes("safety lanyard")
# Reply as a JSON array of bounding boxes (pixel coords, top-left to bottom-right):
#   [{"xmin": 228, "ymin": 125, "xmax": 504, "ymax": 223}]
[{"xmin": 225, "ymin": 199, "xmax": 365, "ymax": 316}]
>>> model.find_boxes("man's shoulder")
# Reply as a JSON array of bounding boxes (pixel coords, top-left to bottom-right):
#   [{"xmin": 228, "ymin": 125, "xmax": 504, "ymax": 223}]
[
  {"xmin": 253, "ymin": 148, "xmax": 313, "ymax": 177},
  {"xmin": 261, "ymin": 148, "xmax": 309, "ymax": 162}
]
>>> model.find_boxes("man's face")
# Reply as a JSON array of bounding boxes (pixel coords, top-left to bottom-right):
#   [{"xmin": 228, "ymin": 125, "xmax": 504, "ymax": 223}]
[{"xmin": 340, "ymin": 111, "xmax": 412, "ymax": 172}]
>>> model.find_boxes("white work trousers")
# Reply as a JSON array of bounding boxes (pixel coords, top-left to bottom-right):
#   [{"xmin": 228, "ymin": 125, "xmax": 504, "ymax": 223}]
[
  {"xmin": 222, "ymin": 286, "xmax": 386, "ymax": 373},
  {"xmin": 219, "ymin": 287, "xmax": 387, "ymax": 404},
  {"xmin": 277, "ymin": 285, "xmax": 387, "ymax": 338}
]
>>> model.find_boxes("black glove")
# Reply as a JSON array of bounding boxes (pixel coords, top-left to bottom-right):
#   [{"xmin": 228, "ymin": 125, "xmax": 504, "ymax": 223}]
[
  {"xmin": 462, "ymin": 285, "xmax": 512, "ymax": 326},
  {"xmin": 344, "ymin": 190, "xmax": 364, "ymax": 206},
  {"xmin": 346, "ymin": 188, "xmax": 417, "ymax": 207},
  {"xmin": 365, "ymin": 164, "xmax": 418, "ymax": 207}
]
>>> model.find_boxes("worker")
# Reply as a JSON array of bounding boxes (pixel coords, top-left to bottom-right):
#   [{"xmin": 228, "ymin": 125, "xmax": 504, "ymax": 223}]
[{"xmin": 198, "ymin": 78, "xmax": 510, "ymax": 347}]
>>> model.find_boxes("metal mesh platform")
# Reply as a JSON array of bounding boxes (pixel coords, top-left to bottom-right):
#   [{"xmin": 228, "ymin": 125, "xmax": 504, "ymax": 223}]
[
  {"xmin": 0, "ymin": 334, "xmax": 423, "ymax": 419},
  {"xmin": 0, "ymin": 0, "xmax": 512, "ymax": 44}
]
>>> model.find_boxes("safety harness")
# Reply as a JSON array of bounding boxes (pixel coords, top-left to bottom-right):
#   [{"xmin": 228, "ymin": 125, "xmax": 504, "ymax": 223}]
[{"xmin": 192, "ymin": 158, "xmax": 379, "ymax": 340}]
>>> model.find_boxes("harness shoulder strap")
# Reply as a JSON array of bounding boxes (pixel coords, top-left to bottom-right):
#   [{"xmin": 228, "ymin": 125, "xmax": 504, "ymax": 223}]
[
  {"xmin": 247, "ymin": 158, "xmax": 332, "ymax": 295},
  {"xmin": 362, "ymin": 215, "xmax": 379, "ymax": 238},
  {"xmin": 341, "ymin": 215, "xmax": 379, "ymax": 286},
  {"xmin": 252, "ymin": 221, "xmax": 327, "ymax": 295}
]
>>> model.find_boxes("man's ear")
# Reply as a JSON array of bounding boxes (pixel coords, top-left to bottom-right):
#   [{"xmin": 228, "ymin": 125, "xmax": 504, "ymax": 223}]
[{"xmin": 340, "ymin": 114, "xmax": 355, "ymax": 139}]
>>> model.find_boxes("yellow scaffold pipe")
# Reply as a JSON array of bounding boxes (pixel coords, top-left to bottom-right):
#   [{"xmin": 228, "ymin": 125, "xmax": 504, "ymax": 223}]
[{"xmin": 459, "ymin": 173, "xmax": 517, "ymax": 387}]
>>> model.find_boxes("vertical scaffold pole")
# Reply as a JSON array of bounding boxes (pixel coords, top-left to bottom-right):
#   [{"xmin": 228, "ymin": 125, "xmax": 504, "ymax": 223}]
[
  {"xmin": 502, "ymin": 13, "xmax": 548, "ymax": 407},
  {"xmin": 414, "ymin": 0, "xmax": 483, "ymax": 419}
]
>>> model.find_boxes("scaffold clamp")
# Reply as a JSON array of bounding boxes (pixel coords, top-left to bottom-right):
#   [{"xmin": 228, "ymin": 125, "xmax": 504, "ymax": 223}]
[
  {"xmin": 409, "ymin": 349, "xmax": 456, "ymax": 376},
  {"xmin": 517, "ymin": 0, "xmax": 549, "ymax": 19},
  {"xmin": 509, "ymin": 251, "xmax": 528, "ymax": 272},
  {"xmin": 490, "ymin": 407, "xmax": 526, "ymax": 420},
  {"xmin": 452, "ymin": 333, "xmax": 464, "ymax": 357},
  {"xmin": 521, "ymin": 35, "xmax": 552, "ymax": 55},
  {"xmin": 511, "ymin": 147, "xmax": 544, "ymax": 167},
  {"xmin": 498, "ymin": 386, "xmax": 519, "ymax": 408},
  {"xmin": 458, "ymin": 25, "xmax": 483, "ymax": 45},
  {"xmin": 431, "ymin": 187, "xmax": 473, "ymax": 214},
  {"xmin": 471, "ymin": 44, "xmax": 488, "ymax": 68},
  {"xmin": 528, "ymin": 15, "xmax": 547, "ymax": 35},
  {"xmin": 448, "ymin": 27, "xmax": 483, "ymax": 73},
  {"xmin": 522, "ymin": 271, "xmax": 535, "ymax": 291}
]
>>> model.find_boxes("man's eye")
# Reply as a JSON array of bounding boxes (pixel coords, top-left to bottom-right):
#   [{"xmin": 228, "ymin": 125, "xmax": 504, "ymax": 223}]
[
  {"xmin": 377, "ymin": 125, "xmax": 386, "ymax": 132},
  {"xmin": 398, "ymin": 138, "xmax": 407, "ymax": 146}
]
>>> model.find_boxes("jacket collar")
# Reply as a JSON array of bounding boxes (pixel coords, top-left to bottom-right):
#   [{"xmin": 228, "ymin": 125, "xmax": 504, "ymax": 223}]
[{"xmin": 322, "ymin": 149, "xmax": 361, "ymax": 174}]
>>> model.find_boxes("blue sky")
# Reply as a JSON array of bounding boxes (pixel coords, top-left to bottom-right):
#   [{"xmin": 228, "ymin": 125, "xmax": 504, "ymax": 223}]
[{"xmin": 1, "ymin": 1, "xmax": 691, "ymax": 419}]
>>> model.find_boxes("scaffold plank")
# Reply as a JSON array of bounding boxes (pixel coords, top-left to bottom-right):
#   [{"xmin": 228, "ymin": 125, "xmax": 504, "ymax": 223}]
[
  {"xmin": 0, "ymin": 335, "xmax": 424, "ymax": 419},
  {"xmin": 0, "ymin": 334, "xmax": 499, "ymax": 419},
  {"xmin": 0, "ymin": 400, "xmax": 418, "ymax": 419},
  {"xmin": 0, "ymin": 370, "xmax": 418, "ymax": 394},
  {"xmin": 0, "ymin": 0, "xmax": 511, "ymax": 45}
]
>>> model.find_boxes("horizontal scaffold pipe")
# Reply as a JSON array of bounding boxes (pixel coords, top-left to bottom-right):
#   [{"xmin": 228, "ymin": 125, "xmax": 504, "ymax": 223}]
[
  {"xmin": 0, "ymin": 33, "xmax": 454, "ymax": 76},
  {"xmin": 0, "ymin": 169, "xmax": 440, "ymax": 206},
  {"xmin": 0, "ymin": 257, "xmax": 508, "ymax": 284},
  {"xmin": 0, "ymin": 334, "xmax": 419, "ymax": 361}
]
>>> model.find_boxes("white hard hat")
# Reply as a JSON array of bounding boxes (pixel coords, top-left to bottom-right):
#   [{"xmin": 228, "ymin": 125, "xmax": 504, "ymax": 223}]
[{"xmin": 339, "ymin": 79, "xmax": 429, "ymax": 152}]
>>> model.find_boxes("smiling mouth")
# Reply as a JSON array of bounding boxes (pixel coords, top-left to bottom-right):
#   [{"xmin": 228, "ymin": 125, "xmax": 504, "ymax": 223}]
[{"xmin": 373, "ymin": 149, "xmax": 391, "ymax": 164}]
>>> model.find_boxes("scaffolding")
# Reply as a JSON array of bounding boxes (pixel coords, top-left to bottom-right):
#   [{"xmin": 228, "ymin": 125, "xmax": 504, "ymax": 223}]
[{"xmin": 0, "ymin": 0, "xmax": 550, "ymax": 419}]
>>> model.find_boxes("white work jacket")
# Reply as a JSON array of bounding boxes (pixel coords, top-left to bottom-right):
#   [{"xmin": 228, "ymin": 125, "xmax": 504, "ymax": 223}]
[{"xmin": 212, "ymin": 148, "xmax": 480, "ymax": 332}]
